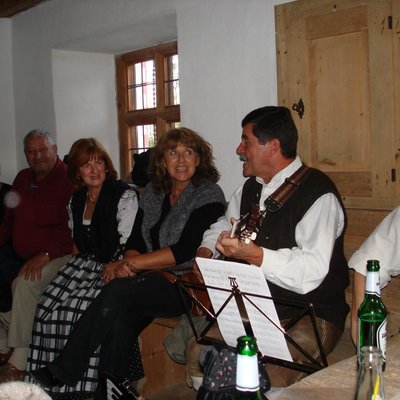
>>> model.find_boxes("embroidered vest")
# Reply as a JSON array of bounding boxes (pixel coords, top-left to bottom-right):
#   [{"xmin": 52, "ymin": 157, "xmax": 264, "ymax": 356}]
[{"xmin": 71, "ymin": 179, "xmax": 132, "ymax": 263}]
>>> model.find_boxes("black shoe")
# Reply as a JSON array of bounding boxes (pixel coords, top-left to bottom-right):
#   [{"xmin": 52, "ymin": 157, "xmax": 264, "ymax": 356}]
[{"xmin": 30, "ymin": 366, "xmax": 63, "ymax": 389}]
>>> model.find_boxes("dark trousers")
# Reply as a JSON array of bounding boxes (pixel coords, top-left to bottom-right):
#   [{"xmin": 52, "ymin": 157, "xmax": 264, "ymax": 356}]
[
  {"xmin": 0, "ymin": 243, "xmax": 24, "ymax": 280},
  {"xmin": 48, "ymin": 273, "xmax": 190, "ymax": 398},
  {"xmin": 0, "ymin": 243, "xmax": 24, "ymax": 312}
]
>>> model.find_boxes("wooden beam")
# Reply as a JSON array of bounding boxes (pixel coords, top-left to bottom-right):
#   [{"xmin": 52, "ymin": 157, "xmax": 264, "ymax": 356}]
[{"xmin": 0, "ymin": 0, "xmax": 49, "ymax": 18}]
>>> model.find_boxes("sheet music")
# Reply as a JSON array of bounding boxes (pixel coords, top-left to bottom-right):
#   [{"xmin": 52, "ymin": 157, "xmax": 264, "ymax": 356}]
[{"xmin": 196, "ymin": 257, "xmax": 293, "ymax": 362}]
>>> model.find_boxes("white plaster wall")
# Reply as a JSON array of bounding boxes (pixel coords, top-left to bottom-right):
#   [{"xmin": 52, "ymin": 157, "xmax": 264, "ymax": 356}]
[
  {"xmin": 178, "ymin": 0, "xmax": 286, "ymax": 197},
  {"xmin": 8, "ymin": 0, "xmax": 291, "ymax": 197},
  {"xmin": 11, "ymin": 0, "xmax": 182, "ymax": 171},
  {"xmin": 52, "ymin": 50, "xmax": 119, "ymax": 173},
  {"xmin": 0, "ymin": 19, "xmax": 17, "ymax": 184}
]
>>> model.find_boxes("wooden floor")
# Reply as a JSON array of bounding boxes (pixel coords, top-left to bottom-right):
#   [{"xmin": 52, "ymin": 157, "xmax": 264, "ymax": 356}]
[
  {"xmin": 140, "ymin": 322, "xmax": 188, "ymax": 395},
  {"xmin": 147, "ymin": 382, "xmax": 197, "ymax": 400}
]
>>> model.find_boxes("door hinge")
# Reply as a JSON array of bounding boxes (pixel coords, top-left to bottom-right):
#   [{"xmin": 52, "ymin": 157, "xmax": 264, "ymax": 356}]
[
  {"xmin": 391, "ymin": 168, "xmax": 396, "ymax": 182},
  {"xmin": 292, "ymin": 98, "xmax": 304, "ymax": 119},
  {"xmin": 388, "ymin": 15, "xmax": 393, "ymax": 30}
]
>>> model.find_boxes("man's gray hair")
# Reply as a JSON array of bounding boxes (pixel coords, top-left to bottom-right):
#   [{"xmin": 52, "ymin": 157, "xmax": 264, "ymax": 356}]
[{"xmin": 23, "ymin": 129, "xmax": 55, "ymax": 150}]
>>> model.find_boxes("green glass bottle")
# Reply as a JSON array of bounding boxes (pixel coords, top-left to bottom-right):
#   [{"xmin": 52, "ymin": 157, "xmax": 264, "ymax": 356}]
[
  {"xmin": 235, "ymin": 335, "xmax": 263, "ymax": 399},
  {"xmin": 357, "ymin": 260, "xmax": 387, "ymax": 370}
]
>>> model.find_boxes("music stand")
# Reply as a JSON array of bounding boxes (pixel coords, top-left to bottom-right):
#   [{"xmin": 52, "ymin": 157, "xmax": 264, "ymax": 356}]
[{"xmin": 175, "ymin": 275, "xmax": 328, "ymax": 375}]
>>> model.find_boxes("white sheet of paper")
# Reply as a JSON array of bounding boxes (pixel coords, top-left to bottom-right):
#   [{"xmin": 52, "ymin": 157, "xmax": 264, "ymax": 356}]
[{"xmin": 196, "ymin": 257, "xmax": 293, "ymax": 362}]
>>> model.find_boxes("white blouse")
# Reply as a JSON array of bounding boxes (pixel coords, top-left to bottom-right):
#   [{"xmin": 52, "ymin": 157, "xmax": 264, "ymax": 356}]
[{"xmin": 348, "ymin": 206, "xmax": 400, "ymax": 288}]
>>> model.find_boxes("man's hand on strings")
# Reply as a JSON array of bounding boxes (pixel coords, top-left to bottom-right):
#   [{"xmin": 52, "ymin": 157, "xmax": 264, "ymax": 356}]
[{"xmin": 216, "ymin": 230, "xmax": 263, "ymax": 266}]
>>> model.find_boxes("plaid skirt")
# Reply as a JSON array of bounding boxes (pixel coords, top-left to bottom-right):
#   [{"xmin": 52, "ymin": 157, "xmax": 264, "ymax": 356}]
[{"xmin": 26, "ymin": 255, "xmax": 144, "ymax": 399}]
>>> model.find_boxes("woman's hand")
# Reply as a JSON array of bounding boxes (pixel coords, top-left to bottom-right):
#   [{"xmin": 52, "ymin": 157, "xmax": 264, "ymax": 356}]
[{"xmin": 103, "ymin": 260, "xmax": 136, "ymax": 283}]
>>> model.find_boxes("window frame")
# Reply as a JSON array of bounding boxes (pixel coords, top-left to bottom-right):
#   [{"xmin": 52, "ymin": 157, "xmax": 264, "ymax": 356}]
[{"xmin": 115, "ymin": 41, "xmax": 180, "ymax": 180}]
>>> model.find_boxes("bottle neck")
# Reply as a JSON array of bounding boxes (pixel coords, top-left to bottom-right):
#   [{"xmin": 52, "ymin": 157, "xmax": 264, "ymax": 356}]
[
  {"xmin": 365, "ymin": 271, "xmax": 381, "ymax": 296},
  {"xmin": 360, "ymin": 346, "xmax": 382, "ymax": 368},
  {"xmin": 356, "ymin": 347, "xmax": 384, "ymax": 400}
]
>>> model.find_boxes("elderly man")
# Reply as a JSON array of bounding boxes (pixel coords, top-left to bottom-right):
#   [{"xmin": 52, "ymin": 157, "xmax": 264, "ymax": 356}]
[
  {"xmin": 196, "ymin": 106, "xmax": 350, "ymax": 387},
  {"xmin": 0, "ymin": 130, "xmax": 73, "ymax": 382}
]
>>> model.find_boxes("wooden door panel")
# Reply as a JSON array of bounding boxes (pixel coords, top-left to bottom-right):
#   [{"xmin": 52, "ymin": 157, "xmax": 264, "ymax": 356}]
[
  {"xmin": 326, "ymin": 171, "xmax": 371, "ymax": 198},
  {"xmin": 306, "ymin": 6, "xmax": 367, "ymax": 39},
  {"xmin": 393, "ymin": 1, "xmax": 400, "ymax": 200},
  {"xmin": 368, "ymin": 2, "xmax": 396, "ymax": 199},
  {"xmin": 309, "ymin": 30, "xmax": 370, "ymax": 171},
  {"xmin": 275, "ymin": 0, "xmax": 397, "ymax": 209}
]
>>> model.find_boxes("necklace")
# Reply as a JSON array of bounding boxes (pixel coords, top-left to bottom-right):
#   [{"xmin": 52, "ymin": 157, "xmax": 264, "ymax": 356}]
[{"xmin": 87, "ymin": 192, "xmax": 97, "ymax": 204}]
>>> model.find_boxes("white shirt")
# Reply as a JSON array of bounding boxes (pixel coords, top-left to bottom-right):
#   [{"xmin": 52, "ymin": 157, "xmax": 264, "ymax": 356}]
[
  {"xmin": 348, "ymin": 206, "xmax": 400, "ymax": 288},
  {"xmin": 68, "ymin": 188, "xmax": 139, "ymax": 246},
  {"xmin": 201, "ymin": 156, "xmax": 345, "ymax": 295}
]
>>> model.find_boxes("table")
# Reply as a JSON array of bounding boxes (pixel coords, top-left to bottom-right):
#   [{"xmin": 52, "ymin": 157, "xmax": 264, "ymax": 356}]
[{"xmin": 268, "ymin": 335, "xmax": 400, "ymax": 400}]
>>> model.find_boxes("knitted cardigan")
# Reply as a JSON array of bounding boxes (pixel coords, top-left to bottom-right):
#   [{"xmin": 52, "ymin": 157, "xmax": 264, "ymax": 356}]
[{"xmin": 139, "ymin": 180, "xmax": 225, "ymax": 252}]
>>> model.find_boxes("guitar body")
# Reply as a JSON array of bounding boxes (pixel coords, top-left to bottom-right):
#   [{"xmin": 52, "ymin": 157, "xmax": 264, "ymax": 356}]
[
  {"xmin": 180, "ymin": 270, "xmax": 212, "ymax": 316},
  {"xmin": 177, "ymin": 204, "xmax": 263, "ymax": 316}
]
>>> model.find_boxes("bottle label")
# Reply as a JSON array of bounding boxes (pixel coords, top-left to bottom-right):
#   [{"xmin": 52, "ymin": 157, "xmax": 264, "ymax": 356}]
[
  {"xmin": 376, "ymin": 318, "xmax": 387, "ymax": 362},
  {"xmin": 365, "ymin": 271, "xmax": 381, "ymax": 296},
  {"xmin": 236, "ymin": 354, "xmax": 259, "ymax": 392}
]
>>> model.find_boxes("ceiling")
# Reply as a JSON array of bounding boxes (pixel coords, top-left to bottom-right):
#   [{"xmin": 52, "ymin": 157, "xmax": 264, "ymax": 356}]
[
  {"xmin": 0, "ymin": 0, "xmax": 49, "ymax": 18},
  {"xmin": 0, "ymin": 0, "xmax": 177, "ymax": 54}
]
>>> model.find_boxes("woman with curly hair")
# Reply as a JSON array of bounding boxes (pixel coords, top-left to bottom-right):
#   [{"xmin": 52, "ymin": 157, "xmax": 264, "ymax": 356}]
[{"xmin": 31, "ymin": 128, "xmax": 226, "ymax": 400}]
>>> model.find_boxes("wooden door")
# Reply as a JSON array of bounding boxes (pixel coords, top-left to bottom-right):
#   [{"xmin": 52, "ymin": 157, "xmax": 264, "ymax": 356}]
[{"xmin": 275, "ymin": 0, "xmax": 399, "ymax": 211}]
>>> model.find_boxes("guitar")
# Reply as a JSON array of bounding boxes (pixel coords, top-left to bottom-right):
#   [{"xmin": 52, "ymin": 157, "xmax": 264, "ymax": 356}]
[
  {"xmin": 178, "ymin": 203, "xmax": 263, "ymax": 316},
  {"xmin": 228, "ymin": 203, "xmax": 261, "ymax": 249},
  {"xmin": 105, "ymin": 374, "xmax": 145, "ymax": 400}
]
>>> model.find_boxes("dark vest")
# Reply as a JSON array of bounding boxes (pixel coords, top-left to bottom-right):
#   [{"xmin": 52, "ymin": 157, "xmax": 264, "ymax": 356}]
[
  {"xmin": 241, "ymin": 169, "xmax": 349, "ymax": 330},
  {"xmin": 70, "ymin": 179, "xmax": 131, "ymax": 263}
]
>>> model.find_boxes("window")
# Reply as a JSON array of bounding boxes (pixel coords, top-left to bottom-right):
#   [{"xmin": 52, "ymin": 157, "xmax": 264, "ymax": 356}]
[{"xmin": 115, "ymin": 42, "xmax": 180, "ymax": 179}]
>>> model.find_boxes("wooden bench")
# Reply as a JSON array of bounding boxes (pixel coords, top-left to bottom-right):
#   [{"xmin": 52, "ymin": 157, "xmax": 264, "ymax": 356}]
[{"xmin": 140, "ymin": 317, "xmax": 185, "ymax": 397}]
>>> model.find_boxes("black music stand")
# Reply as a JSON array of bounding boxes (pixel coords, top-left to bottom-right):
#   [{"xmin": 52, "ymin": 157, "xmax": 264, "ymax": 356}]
[{"xmin": 175, "ymin": 275, "xmax": 328, "ymax": 375}]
